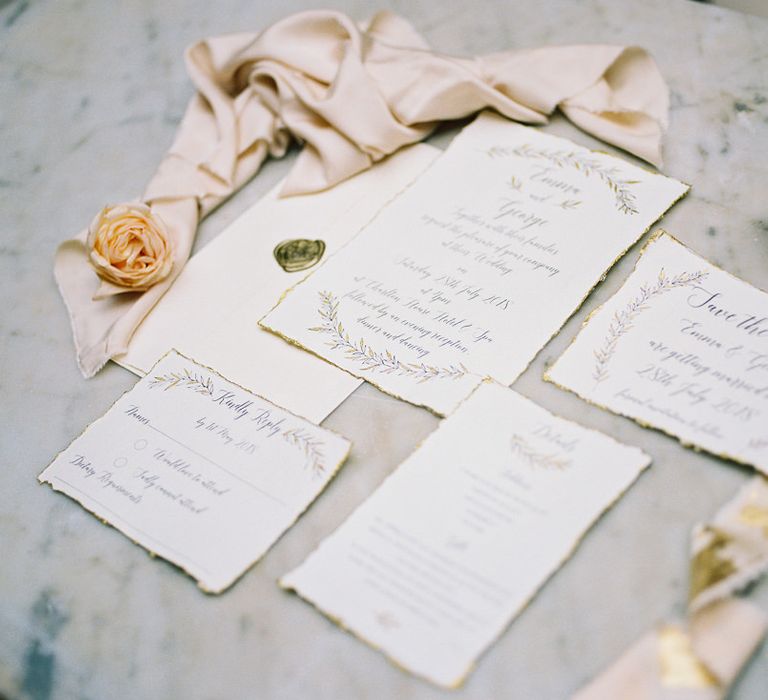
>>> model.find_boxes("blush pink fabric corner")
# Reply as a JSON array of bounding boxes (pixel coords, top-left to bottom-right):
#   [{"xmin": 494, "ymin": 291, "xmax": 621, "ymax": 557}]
[{"xmin": 55, "ymin": 9, "xmax": 672, "ymax": 378}]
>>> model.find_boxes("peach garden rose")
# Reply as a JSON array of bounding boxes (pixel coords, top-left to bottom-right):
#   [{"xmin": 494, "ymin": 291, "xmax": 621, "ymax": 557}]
[{"xmin": 87, "ymin": 203, "xmax": 173, "ymax": 290}]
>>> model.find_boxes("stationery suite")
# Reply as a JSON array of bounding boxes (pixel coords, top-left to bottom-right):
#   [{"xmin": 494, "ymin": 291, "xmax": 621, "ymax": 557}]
[
  {"xmin": 118, "ymin": 144, "xmax": 439, "ymax": 423},
  {"xmin": 38, "ymin": 5, "xmax": 768, "ymax": 694},
  {"xmin": 281, "ymin": 382, "xmax": 651, "ymax": 688},
  {"xmin": 546, "ymin": 231, "xmax": 768, "ymax": 473},
  {"xmin": 39, "ymin": 351, "xmax": 350, "ymax": 593},
  {"xmin": 261, "ymin": 112, "xmax": 689, "ymax": 415}
]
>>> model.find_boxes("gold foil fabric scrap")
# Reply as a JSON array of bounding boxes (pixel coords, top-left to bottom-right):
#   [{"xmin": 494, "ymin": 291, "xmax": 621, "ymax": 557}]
[
  {"xmin": 572, "ymin": 478, "xmax": 768, "ymax": 700},
  {"xmin": 657, "ymin": 625, "xmax": 719, "ymax": 690},
  {"xmin": 689, "ymin": 477, "xmax": 768, "ymax": 612}
]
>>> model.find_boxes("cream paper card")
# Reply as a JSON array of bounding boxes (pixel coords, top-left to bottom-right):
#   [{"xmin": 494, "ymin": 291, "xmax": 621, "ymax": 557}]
[
  {"xmin": 280, "ymin": 382, "xmax": 650, "ymax": 688},
  {"xmin": 117, "ymin": 143, "xmax": 440, "ymax": 423},
  {"xmin": 546, "ymin": 231, "xmax": 768, "ymax": 473},
  {"xmin": 39, "ymin": 351, "xmax": 350, "ymax": 593},
  {"xmin": 260, "ymin": 112, "xmax": 689, "ymax": 415}
]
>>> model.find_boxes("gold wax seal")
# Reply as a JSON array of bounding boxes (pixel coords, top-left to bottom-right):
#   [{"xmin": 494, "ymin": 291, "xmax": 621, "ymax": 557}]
[{"xmin": 273, "ymin": 239, "xmax": 326, "ymax": 273}]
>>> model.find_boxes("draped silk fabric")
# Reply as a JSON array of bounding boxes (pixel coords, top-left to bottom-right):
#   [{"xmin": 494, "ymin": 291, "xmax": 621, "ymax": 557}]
[{"xmin": 55, "ymin": 9, "xmax": 671, "ymax": 377}]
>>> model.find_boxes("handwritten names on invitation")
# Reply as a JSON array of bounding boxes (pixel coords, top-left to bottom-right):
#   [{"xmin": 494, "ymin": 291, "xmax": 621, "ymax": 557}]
[{"xmin": 261, "ymin": 112, "xmax": 688, "ymax": 415}]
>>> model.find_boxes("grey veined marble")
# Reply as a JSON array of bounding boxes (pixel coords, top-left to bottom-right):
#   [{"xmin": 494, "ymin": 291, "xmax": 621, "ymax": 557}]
[{"xmin": 1, "ymin": 0, "xmax": 767, "ymax": 698}]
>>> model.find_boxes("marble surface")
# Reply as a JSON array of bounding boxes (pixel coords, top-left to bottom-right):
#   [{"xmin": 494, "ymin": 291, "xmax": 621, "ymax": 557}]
[{"xmin": 1, "ymin": 0, "xmax": 767, "ymax": 698}]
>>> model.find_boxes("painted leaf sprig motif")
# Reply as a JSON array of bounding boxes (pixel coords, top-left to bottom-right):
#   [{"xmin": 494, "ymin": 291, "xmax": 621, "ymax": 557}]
[
  {"xmin": 485, "ymin": 143, "xmax": 640, "ymax": 214},
  {"xmin": 592, "ymin": 268, "xmax": 708, "ymax": 383},
  {"xmin": 149, "ymin": 369, "xmax": 215, "ymax": 396},
  {"xmin": 282, "ymin": 428, "xmax": 325, "ymax": 476},
  {"xmin": 510, "ymin": 434, "xmax": 570, "ymax": 470},
  {"xmin": 310, "ymin": 291, "xmax": 468, "ymax": 382}
]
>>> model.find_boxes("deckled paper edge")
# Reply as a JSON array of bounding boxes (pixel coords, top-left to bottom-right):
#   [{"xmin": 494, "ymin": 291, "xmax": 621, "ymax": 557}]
[
  {"xmin": 544, "ymin": 229, "xmax": 768, "ymax": 475},
  {"xmin": 278, "ymin": 379, "xmax": 651, "ymax": 688},
  {"xmin": 38, "ymin": 348, "xmax": 353, "ymax": 594},
  {"xmin": 258, "ymin": 121, "xmax": 689, "ymax": 415}
]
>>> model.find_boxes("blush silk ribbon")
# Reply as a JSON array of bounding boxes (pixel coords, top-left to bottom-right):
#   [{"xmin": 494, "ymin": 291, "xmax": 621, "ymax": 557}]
[
  {"xmin": 55, "ymin": 9, "xmax": 672, "ymax": 377},
  {"xmin": 573, "ymin": 477, "xmax": 768, "ymax": 700}
]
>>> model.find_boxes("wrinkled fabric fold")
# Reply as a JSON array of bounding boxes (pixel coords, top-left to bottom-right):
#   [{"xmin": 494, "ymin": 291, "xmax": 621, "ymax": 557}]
[
  {"xmin": 54, "ymin": 9, "xmax": 672, "ymax": 377},
  {"xmin": 572, "ymin": 478, "xmax": 768, "ymax": 700}
]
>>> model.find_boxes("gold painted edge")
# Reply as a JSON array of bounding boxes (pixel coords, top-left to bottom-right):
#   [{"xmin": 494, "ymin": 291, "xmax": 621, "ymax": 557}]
[
  {"xmin": 277, "ymin": 379, "xmax": 651, "ymax": 687},
  {"xmin": 38, "ymin": 348, "xmax": 353, "ymax": 594},
  {"xmin": 504, "ymin": 379, "xmax": 654, "ymax": 461},
  {"xmin": 543, "ymin": 229, "xmax": 768, "ymax": 474},
  {"xmin": 588, "ymin": 147, "xmax": 692, "ymax": 188},
  {"xmin": 277, "ymin": 579, "xmax": 475, "ymax": 690}
]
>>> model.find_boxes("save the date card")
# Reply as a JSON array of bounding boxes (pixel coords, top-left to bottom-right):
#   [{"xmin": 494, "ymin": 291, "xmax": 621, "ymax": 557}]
[{"xmin": 546, "ymin": 231, "xmax": 768, "ymax": 473}]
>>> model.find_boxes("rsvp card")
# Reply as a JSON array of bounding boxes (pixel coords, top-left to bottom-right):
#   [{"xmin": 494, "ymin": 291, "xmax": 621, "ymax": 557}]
[
  {"xmin": 261, "ymin": 111, "xmax": 688, "ymax": 415},
  {"xmin": 281, "ymin": 382, "xmax": 650, "ymax": 688},
  {"xmin": 39, "ymin": 351, "xmax": 350, "ymax": 593},
  {"xmin": 546, "ymin": 230, "xmax": 768, "ymax": 473}
]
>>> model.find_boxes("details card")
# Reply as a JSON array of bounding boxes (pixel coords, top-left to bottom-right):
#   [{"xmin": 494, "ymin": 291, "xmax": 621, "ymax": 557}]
[
  {"xmin": 546, "ymin": 230, "xmax": 768, "ymax": 473},
  {"xmin": 280, "ymin": 382, "xmax": 650, "ymax": 688},
  {"xmin": 39, "ymin": 351, "xmax": 351, "ymax": 593},
  {"xmin": 260, "ymin": 111, "xmax": 688, "ymax": 415}
]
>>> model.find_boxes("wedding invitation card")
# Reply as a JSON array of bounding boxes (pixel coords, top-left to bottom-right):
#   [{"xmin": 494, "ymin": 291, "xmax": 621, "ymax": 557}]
[
  {"xmin": 260, "ymin": 111, "xmax": 688, "ymax": 415},
  {"xmin": 546, "ymin": 231, "xmax": 768, "ymax": 473},
  {"xmin": 280, "ymin": 382, "xmax": 651, "ymax": 687},
  {"xmin": 39, "ymin": 351, "xmax": 351, "ymax": 593},
  {"xmin": 117, "ymin": 143, "xmax": 440, "ymax": 423}
]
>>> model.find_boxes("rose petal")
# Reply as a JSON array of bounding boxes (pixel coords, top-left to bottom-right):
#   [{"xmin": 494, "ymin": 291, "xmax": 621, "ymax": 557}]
[{"xmin": 87, "ymin": 202, "xmax": 173, "ymax": 290}]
